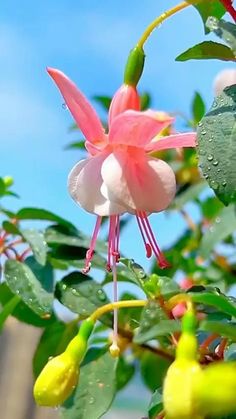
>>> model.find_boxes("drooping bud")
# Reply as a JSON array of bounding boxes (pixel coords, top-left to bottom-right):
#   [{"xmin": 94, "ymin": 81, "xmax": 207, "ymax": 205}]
[
  {"xmin": 124, "ymin": 46, "xmax": 145, "ymax": 87},
  {"xmin": 163, "ymin": 303, "xmax": 202, "ymax": 418},
  {"xmin": 197, "ymin": 361, "xmax": 236, "ymax": 417},
  {"xmin": 34, "ymin": 318, "xmax": 94, "ymax": 407},
  {"xmin": 33, "ymin": 352, "xmax": 79, "ymax": 406}
]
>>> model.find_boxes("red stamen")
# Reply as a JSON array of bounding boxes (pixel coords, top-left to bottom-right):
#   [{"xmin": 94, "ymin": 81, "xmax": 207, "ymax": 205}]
[
  {"xmin": 137, "ymin": 211, "xmax": 170, "ymax": 269},
  {"xmin": 136, "ymin": 213, "xmax": 152, "ymax": 258},
  {"xmin": 82, "ymin": 216, "xmax": 102, "ymax": 274}
]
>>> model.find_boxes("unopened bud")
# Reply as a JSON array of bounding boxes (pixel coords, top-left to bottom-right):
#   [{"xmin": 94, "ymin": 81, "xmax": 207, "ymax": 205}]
[{"xmin": 34, "ymin": 352, "xmax": 79, "ymax": 406}]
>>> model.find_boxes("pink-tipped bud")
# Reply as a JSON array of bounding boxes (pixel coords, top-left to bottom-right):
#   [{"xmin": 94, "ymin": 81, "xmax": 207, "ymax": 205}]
[
  {"xmin": 213, "ymin": 69, "xmax": 236, "ymax": 96},
  {"xmin": 108, "ymin": 84, "xmax": 140, "ymax": 126}
]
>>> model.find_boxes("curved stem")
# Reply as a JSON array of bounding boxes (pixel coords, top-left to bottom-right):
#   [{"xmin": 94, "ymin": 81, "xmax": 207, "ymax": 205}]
[
  {"xmin": 220, "ymin": 0, "xmax": 236, "ymax": 22},
  {"xmin": 137, "ymin": 1, "xmax": 200, "ymax": 48},
  {"xmin": 90, "ymin": 300, "xmax": 147, "ymax": 322}
]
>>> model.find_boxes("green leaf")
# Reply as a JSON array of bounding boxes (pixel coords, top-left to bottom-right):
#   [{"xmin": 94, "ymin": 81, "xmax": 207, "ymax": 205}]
[
  {"xmin": 33, "ymin": 321, "xmax": 78, "ymax": 378},
  {"xmin": 64, "ymin": 140, "xmax": 86, "ymax": 150},
  {"xmin": 2, "ymin": 220, "xmax": 20, "ymax": 235},
  {"xmin": 140, "ymin": 92, "xmax": 151, "ymax": 110},
  {"xmin": 207, "ymin": 17, "xmax": 236, "ymax": 54},
  {"xmin": 0, "ymin": 177, "xmax": 6, "ymax": 197},
  {"xmin": 176, "ymin": 41, "xmax": 235, "ymax": 62},
  {"xmin": 116, "ymin": 356, "xmax": 135, "ymax": 391},
  {"xmin": 21, "ymin": 229, "xmax": 47, "ymax": 265},
  {"xmin": 45, "ymin": 224, "xmax": 107, "ymax": 253},
  {"xmin": 0, "ymin": 295, "xmax": 20, "ymax": 332},
  {"xmin": 134, "ymin": 300, "xmax": 180, "ymax": 344},
  {"xmin": 0, "ymin": 282, "xmax": 54, "ymax": 327},
  {"xmin": 25, "ymin": 256, "xmax": 54, "ymax": 292},
  {"xmin": 199, "ymin": 206, "xmax": 236, "ymax": 258},
  {"xmin": 197, "ymin": 85, "xmax": 236, "ymax": 205},
  {"xmin": 55, "ymin": 272, "xmax": 111, "ymax": 324},
  {"xmin": 60, "ymin": 348, "xmax": 117, "ymax": 419},
  {"xmin": 140, "ymin": 352, "xmax": 171, "ymax": 391},
  {"xmin": 148, "ymin": 388, "xmax": 163, "ymax": 419},
  {"xmin": 201, "ymin": 196, "xmax": 224, "ymax": 220},
  {"xmin": 192, "ymin": 91, "xmax": 206, "ymax": 124},
  {"xmin": 190, "ymin": 291, "xmax": 236, "ymax": 318},
  {"xmin": 93, "ymin": 95, "xmax": 111, "ymax": 111},
  {"xmin": 192, "ymin": 0, "xmax": 226, "ymax": 34},
  {"xmin": 119, "ymin": 258, "xmax": 147, "ymax": 290},
  {"xmin": 200, "ymin": 320, "xmax": 236, "ymax": 340},
  {"xmin": 16, "ymin": 207, "xmax": 75, "ymax": 230},
  {"xmin": 4, "ymin": 259, "xmax": 53, "ymax": 316}
]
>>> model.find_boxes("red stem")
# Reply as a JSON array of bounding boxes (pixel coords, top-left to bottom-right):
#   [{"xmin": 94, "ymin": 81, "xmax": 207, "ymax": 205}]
[{"xmin": 220, "ymin": 0, "xmax": 236, "ymax": 22}]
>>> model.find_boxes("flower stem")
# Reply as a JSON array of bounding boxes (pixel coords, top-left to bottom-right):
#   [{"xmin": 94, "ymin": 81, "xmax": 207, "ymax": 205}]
[
  {"xmin": 137, "ymin": 1, "xmax": 201, "ymax": 48},
  {"xmin": 90, "ymin": 300, "xmax": 147, "ymax": 322},
  {"xmin": 220, "ymin": 0, "xmax": 236, "ymax": 22}
]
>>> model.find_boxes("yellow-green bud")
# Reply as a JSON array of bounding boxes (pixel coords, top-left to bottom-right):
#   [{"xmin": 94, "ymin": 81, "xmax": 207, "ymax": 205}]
[
  {"xmin": 163, "ymin": 358, "xmax": 203, "ymax": 419},
  {"xmin": 34, "ymin": 352, "xmax": 79, "ymax": 407},
  {"xmin": 3, "ymin": 176, "xmax": 14, "ymax": 187},
  {"xmin": 197, "ymin": 361, "xmax": 236, "ymax": 417}
]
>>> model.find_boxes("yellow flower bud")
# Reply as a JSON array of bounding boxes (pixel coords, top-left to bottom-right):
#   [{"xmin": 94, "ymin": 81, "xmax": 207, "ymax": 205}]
[
  {"xmin": 34, "ymin": 352, "xmax": 79, "ymax": 407},
  {"xmin": 197, "ymin": 361, "xmax": 236, "ymax": 417},
  {"xmin": 163, "ymin": 358, "xmax": 203, "ymax": 419}
]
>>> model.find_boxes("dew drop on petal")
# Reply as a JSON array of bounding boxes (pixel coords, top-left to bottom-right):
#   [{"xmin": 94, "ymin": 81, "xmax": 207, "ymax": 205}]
[{"xmin": 207, "ymin": 154, "xmax": 213, "ymax": 161}]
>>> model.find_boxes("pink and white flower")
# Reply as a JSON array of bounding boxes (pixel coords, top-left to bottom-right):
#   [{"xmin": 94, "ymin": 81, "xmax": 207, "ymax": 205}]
[
  {"xmin": 48, "ymin": 67, "xmax": 196, "ymax": 270},
  {"xmin": 48, "ymin": 67, "xmax": 196, "ymax": 352}
]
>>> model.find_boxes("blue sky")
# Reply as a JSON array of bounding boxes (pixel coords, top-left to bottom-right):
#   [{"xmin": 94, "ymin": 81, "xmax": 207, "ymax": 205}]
[{"xmin": 0, "ymin": 0, "xmax": 234, "ymax": 269}]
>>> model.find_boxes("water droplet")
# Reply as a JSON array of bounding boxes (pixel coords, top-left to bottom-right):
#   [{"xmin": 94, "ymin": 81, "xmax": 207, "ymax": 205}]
[
  {"xmin": 217, "ymin": 168, "xmax": 221, "ymax": 173},
  {"xmin": 212, "ymin": 160, "xmax": 219, "ymax": 166},
  {"xmin": 209, "ymin": 226, "xmax": 215, "ymax": 233},
  {"xmin": 208, "ymin": 166, "xmax": 211, "ymax": 171},
  {"xmin": 207, "ymin": 154, "xmax": 213, "ymax": 161},
  {"xmin": 222, "ymin": 180, "xmax": 227, "ymax": 187},
  {"xmin": 201, "ymin": 129, "xmax": 207, "ymax": 135},
  {"xmin": 72, "ymin": 288, "xmax": 77, "ymax": 295},
  {"xmin": 89, "ymin": 397, "xmax": 95, "ymax": 405},
  {"xmin": 62, "ymin": 103, "xmax": 68, "ymax": 110},
  {"xmin": 62, "ymin": 284, "xmax": 67, "ymax": 291},
  {"xmin": 210, "ymin": 180, "xmax": 219, "ymax": 190},
  {"xmin": 97, "ymin": 289, "xmax": 106, "ymax": 301},
  {"xmin": 198, "ymin": 122, "xmax": 203, "ymax": 127},
  {"xmin": 205, "ymin": 174, "xmax": 209, "ymax": 179},
  {"xmin": 215, "ymin": 217, "xmax": 221, "ymax": 224}
]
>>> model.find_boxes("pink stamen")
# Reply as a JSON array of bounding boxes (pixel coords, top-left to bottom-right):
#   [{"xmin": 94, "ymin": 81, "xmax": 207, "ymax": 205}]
[
  {"xmin": 82, "ymin": 216, "xmax": 102, "ymax": 274},
  {"xmin": 108, "ymin": 215, "xmax": 120, "ymax": 352},
  {"xmin": 135, "ymin": 213, "xmax": 152, "ymax": 258},
  {"xmin": 137, "ymin": 211, "xmax": 170, "ymax": 269}
]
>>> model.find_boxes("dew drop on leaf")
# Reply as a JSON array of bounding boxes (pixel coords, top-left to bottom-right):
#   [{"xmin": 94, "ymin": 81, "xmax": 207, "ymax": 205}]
[{"xmin": 207, "ymin": 154, "xmax": 214, "ymax": 161}]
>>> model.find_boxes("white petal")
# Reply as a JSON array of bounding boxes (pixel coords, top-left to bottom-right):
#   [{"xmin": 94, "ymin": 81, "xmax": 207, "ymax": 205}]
[
  {"xmin": 101, "ymin": 150, "xmax": 176, "ymax": 213},
  {"xmin": 68, "ymin": 154, "xmax": 127, "ymax": 216}
]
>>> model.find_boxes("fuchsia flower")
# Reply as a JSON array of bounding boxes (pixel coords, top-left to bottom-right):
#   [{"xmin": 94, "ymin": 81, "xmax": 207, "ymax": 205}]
[
  {"xmin": 48, "ymin": 68, "xmax": 196, "ymax": 269},
  {"xmin": 48, "ymin": 67, "xmax": 196, "ymax": 352}
]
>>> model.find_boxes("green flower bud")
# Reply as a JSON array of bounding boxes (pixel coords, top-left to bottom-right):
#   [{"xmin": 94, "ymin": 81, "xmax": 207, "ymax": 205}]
[{"xmin": 124, "ymin": 46, "xmax": 145, "ymax": 87}]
